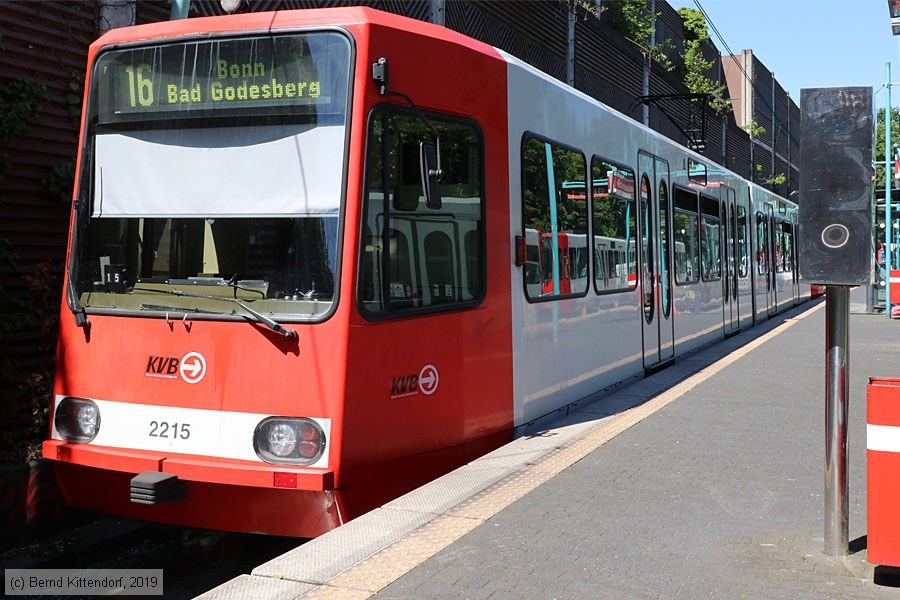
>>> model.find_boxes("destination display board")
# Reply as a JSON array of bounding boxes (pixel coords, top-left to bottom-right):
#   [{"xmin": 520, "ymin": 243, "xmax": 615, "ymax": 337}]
[{"xmin": 94, "ymin": 32, "xmax": 351, "ymax": 123}]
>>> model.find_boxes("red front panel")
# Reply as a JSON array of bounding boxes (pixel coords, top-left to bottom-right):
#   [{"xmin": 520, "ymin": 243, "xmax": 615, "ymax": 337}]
[
  {"xmin": 51, "ymin": 462, "xmax": 343, "ymax": 537},
  {"xmin": 338, "ymin": 17, "xmax": 514, "ymax": 498},
  {"xmin": 49, "ymin": 311, "xmax": 347, "ymax": 483}
]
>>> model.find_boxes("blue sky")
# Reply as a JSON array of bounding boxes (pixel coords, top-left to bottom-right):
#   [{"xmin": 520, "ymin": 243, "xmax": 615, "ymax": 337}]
[{"xmin": 669, "ymin": 0, "xmax": 898, "ymax": 106}]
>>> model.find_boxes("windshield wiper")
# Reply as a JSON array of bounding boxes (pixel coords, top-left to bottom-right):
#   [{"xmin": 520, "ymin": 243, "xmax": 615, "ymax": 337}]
[
  {"xmin": 134, "ymin": 287, "xmax": 298, "ymax": 340},
  {"xmin": 67, "ymin": 272, "xmax": 90, "ymax": 329},
  {"xmin": 66, "ymin": 206, "xmax": 89, "ymax": 330}
]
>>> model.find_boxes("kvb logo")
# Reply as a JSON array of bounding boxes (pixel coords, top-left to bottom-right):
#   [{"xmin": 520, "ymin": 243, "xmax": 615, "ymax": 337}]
[
  {"xmin": 146, "ymin": 351, "xmax": 207, "ymax": 384},
  {"xmin": 390, "ymin": 364, "xmax": 439, "ymax": 399},
  {"xmin": 146, "ymin": 356, "xmax": 180, "ymax": 379}
]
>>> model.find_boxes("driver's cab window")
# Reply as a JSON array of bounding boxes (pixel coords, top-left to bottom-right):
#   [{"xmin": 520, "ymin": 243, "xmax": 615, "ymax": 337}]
[{"xmin": 360, "ymin": 109, "xmax": 484, "ymax": 316}]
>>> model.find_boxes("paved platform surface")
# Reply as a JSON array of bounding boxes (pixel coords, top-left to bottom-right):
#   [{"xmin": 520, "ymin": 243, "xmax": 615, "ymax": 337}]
[{"xmin": 202, "ymin": 288, "xmax": 900, "ymax": 600}]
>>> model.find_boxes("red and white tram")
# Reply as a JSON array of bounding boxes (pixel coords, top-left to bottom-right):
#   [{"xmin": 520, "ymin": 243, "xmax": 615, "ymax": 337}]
[{"xmin": 44, "ymin": 7, "xmax": 804, "ymax": 537}]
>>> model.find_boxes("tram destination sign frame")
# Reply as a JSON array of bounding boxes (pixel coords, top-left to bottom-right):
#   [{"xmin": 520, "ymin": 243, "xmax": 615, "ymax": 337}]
[{"xmin": 94, "ymin": 31, "xmax": 350, "ymax": 124}]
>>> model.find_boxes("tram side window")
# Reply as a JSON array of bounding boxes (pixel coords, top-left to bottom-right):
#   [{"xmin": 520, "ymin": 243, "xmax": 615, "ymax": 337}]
[
  {"xmin": 737, "ymin": 205, "xmax": 749, "ymax": 278},
  {"xmin": 700, "ymin": 196, "xmax": 721, "ymax": 281},
  {"xmin": 591, "ymin": 157, "xmax": 637, "ymax": 293},
  {"xmin": 360, "ymin": 110, "xmax": 484, "ymax": 315},
  {"xmin": 522, "ymin": 135, "xmax": 588, "ymax": 300},
  {"xmin": 780, "ymin": 222, "xmax": 794, "ymax": 272},
  {"xmin": 756, "ymin": 213, "xmax": 768, "ymax": 275},
  {"xmin": 688, "ymin": 159, "xmax": 707, "ymax": 186},
  {"xmin": 673, "ymin": 188, "xmax": 699, "ymax": 285},
  {"xmin": 775, "ymin": 223, "xmax": 785, "ymax": 273}
]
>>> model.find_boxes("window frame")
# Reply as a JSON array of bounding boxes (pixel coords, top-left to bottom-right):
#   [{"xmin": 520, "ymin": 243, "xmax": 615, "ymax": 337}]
[
  {"xmin": 639, "ymin": 173, "xmax": 655, "ymax": 323},
  {"xmin": 699, "ymin": 194, "xmax": 721, "ymax": 283},
  {"xmin": 737, "ymin": 202, "xmax": 749, "ymax": 280},
  {"xmin": 777, "ymin": 220, "xmax": 794, "ymax": 273},
  {"xmin": 672, "ymin": 185, "xmax": 700, "ymax": 286},
  {"xmin": 357, "ymin": 104, "xmax": 487, "ymax": 321},
  {"xmin": 756, "ymin": 211, "xmax": 769, "ymax": 277},
  {"xmin": 590, "ymin": 155, "xmax": 638, "ymax": 296},
  {"xmin": 658, "ymin": 179, "xmax": 672, "ymax": 318},
  {"xmin": 520, "ymin": 131, "xmax": 590, "ymax": 303},
  {"xmin": 688, "ymin": 159, "xmax": 707, "ymax": 186}
]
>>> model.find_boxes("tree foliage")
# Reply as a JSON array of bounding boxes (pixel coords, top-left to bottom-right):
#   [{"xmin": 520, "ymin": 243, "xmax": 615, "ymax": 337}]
[
  {"xmin": 875, "ymin": 107, "xmax": 900, "ymax": 191},
  {"xmin": 604, "ymin": 0, "xmax": 673, "ymax": 71},
  {"xmin": 677, "ymin": 7, "xmax": 729, "ymax": 114},
  {"xmin": 0, "ymin": 80, "xmax": 48, "ymax": 184},
  {"xmin": 522, "ymin": 137, "xmax": 588, "ymax": 234},
  {"xmin": 0, "ymin": 36, "xmax": 54, "ymax": 463}
]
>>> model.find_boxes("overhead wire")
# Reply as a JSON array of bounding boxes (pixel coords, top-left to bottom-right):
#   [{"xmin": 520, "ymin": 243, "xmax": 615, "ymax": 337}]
[{"xmin": 691, "ymin": 0, "xmax": 754, "ymax": 97}]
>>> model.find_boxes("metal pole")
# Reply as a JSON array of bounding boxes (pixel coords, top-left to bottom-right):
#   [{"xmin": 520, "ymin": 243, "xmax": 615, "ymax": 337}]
[
  {"xmin": 886, "ymin": 62, "xmax": 893, "ymax": 317},
  {"xmin": 170, "ymin": 0, "xmax": 190, "ymax": 20},
  {"xmin": 566, "ymin": 0, "xmax": 576, "ymax": 87},
  {"xmin": 429, "ymin": 0, "xmax": 445, "ymax": 26},
  {"xmin": 642, "ymin": 0, "xmax": 655, "ymax": 127},
  {"xmin": 824, "ymin": 285, "xmax": 850, "ymax": 556}
]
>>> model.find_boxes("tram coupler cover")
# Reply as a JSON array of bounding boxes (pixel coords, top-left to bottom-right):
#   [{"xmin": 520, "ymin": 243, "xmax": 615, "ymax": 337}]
[
  {"xmin": 867, "ymin": 377, "xmax": 900, "ymax": 566},
  {"xmin": 130, "ymin": 471, "xmax": 185, "ymax": 504}
]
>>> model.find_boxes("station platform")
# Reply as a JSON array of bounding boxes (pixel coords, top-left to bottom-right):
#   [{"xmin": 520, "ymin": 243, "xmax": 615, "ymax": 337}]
[{"xmin": 202, "ymin": 287, "xmax": 900, "ymax": 600}]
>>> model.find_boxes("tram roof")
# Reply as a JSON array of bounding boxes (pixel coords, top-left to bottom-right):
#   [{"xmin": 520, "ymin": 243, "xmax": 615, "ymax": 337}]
[{"xmin": 90, "ymin": 6, "xmax": 501, "ymax": 62}]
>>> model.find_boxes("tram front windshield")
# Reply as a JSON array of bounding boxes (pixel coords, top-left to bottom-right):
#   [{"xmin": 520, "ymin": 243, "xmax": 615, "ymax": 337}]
[{"xmin": 71, "ymin": 31, "xmax": 351, "ymax": 320}]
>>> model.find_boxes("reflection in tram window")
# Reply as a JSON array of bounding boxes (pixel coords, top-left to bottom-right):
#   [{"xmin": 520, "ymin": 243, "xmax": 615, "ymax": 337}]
[
  {"xmin": 522, "ymin": 135, "xmax": 588, "ymax": 299},
  {"xmin": 737, "ymin": 205, "xmax": 749, "ymax": 278},
  {"xmin": 780, "ymin": 221, "xmax": 794, "ymax": 272},
  {"xmin": 775, "ymin": 223, "xmax": 785, "ymax": 273},
  {"xmin": 590, "ymin": 157, "xmax": 636, "ymax": 293},
  {"xmin": 361, "ymin": 110, "xmax": 484, "ymax": 315},
  {"xmin": 673, "ymin": 188, "xmax": 699, "ymax": 285},
  {"xmin": 700, "ymin": 196, "xmax": 721, "ymax": 281},
  {"xmin": 688, "ymin": 159, "xmax": 707, "ymax": 186},
  {"xmin": 659, "ymin": 181, "xmax": 672, "ymax": 317},
  {"xmin": 674, "ymin": 212, "xmax": 699, "ymax": 284},
  {"xmin": 756, "ymin": 212, "xmax": 768, "ymax": 275},
  {"xmin": 640, "ymin": 175, "xmax": 654, "ymax": 322}
]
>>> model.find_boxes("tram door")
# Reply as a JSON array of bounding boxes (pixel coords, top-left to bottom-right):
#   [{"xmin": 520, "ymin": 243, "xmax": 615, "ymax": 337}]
[
  {"xmin": 755, "ymin": 204, "xmax": 776, "ymax": 318},
  {"xmin": 766, "ymin": 205, "xmax": 777, "ymax": 316},
  {"xmin": 638, "ymin": 152, "xmax": 674, "ymax": 369},
  {"xmin": 723, "ymin": 187, "xmax": 739, "ymax": 334}
]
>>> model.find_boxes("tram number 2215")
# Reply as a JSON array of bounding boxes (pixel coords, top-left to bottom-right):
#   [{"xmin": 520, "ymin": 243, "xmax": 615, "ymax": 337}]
[{"xmin": 149, "ymin": 420, "xmax": 191, "ymax": 439}]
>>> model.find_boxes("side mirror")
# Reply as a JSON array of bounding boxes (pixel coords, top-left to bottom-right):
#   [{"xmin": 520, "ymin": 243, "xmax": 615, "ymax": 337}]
[{"xmin": 420, "ymin": 141, "xmax": 442, "ymax": 210}]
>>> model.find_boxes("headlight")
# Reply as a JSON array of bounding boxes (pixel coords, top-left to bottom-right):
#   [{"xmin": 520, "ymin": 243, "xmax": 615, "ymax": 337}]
[
  {"xmin": 254, "ymin": 417, "xmax": 326, "ymax": 465},
  {"xmin": 55, "ymin": 397, "xmax": 100, "ymax": 443},
  {"xmin": 268, "ymin": 423, "xmax": 297, "ymax": 457}
]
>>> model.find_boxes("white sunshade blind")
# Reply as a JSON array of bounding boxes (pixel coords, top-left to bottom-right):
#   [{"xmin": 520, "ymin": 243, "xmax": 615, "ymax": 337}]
[{"xmin": 93, "ymin": 124, "xmax": 345, "ymax": 218}]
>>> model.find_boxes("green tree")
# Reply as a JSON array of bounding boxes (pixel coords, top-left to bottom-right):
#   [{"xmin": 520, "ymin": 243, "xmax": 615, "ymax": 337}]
[
  {"xmin": 677, "ymin": 7, "xmax": 729, "ymax": 114},
  {"xmin": 604, "ymin": 0, "xmax": 674, "ymax": 71},
  {"xmin": 875, "ymin": 107, "xmax": 900, "ymax": 191}
]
